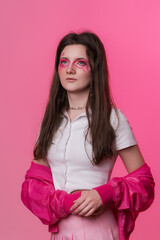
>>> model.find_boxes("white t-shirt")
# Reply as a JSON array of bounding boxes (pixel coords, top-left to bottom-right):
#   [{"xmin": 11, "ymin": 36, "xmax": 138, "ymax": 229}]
[{"xmin": 47, "ymin": 108, "xmax": 137, "ymax": 194}]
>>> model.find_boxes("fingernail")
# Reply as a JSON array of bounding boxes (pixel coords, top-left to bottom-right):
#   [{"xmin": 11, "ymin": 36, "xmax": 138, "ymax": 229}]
[{"xmin": 70, "ymin": 208, "xmax": 72, "ymax": 211}]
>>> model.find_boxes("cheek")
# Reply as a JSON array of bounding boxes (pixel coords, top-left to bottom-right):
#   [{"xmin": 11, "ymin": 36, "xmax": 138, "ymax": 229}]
[
  {"xmin": 76, "ymin": 64, "xmax": 91, "ymax": 72},
  {"xmin": 79, "ymin": 68, "xmax": 91, "ymax": 79},
  {"xmin": 58, "ymin": 69, "xmax": 66, "ymax": 86},
  {"xmin": 84, "ymin": 65, "xmax": 91, "ymax": 72},
  {"xmin": 58, "ymin": 67, "xmax": 66, "ymax": 78},
  {"xmin": 58, "ymin": 67, "xmax": 62, "ymax": 74},
  {"xmin": 79, "ymin": 72, "xmax": 92, "ymax": 85}
]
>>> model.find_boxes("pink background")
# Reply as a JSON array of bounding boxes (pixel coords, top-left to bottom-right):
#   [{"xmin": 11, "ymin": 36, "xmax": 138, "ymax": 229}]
[{"xmin": 0, "ymin": 0, "xmax": 159, "ymax": 239}]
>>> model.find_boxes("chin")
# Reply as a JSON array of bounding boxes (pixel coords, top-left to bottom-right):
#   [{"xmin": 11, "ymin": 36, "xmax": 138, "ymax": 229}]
[
  {"xmin": 67, "ymin": 88, "xmax": 90, "ymax": 95},
  {"xmin": 66, "ymin": 89, "xmax": 82, "ymax": 93},
  {"xmin": 61, "ymin": 83, "xmax": 90, "ymax": 94},
  {"xmin": 62, "ymin": 85, "xmax": 80, "ymax": 92}
]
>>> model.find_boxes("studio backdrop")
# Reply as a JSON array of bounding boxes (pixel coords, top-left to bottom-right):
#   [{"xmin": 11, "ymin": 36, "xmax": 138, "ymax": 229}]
[{"xmin": 0, "ymin": 1, "xmax": 159, "ymax": 239}]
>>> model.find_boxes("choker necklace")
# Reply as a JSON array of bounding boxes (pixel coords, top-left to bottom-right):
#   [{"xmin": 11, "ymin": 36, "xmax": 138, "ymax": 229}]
[{"xmin": 69, "ymin": 106, "xmax": 86, "ymax": 110}]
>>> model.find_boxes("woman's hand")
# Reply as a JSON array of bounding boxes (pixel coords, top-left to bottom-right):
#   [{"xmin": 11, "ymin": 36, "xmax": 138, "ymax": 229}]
[
  {"xmin": 71, "ymin": 190, "xmax": 103, "ymax": 217},
  {"xmin": 86, "ymin": 203, "xmax": 109, "ymax": 219}
]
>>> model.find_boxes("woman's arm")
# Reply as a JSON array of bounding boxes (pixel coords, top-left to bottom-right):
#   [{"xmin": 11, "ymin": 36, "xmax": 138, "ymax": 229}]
[
  {"xmin": 21, "ymin": 161, "xmax": 81, "ymax": 225},
  {"xmin": 118, "ymin": 145, "xmax": 145, "ymax": 173},
  {"xmin": 71, "ymin": 145, "xmax": 155, "ymax": 217}
]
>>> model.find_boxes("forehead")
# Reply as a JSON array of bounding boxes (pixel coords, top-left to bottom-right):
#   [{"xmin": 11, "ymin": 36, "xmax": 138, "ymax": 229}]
[{"xmin": 60, "ymin": 44, "xmax": 88, "ymax": 59}]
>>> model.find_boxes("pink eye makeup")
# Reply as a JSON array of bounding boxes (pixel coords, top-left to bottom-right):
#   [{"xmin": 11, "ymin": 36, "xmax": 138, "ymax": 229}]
[
  {"xmin": 74, "ymin": 59, "xmax": 89, "ymax": 68},
  {"xmin": 59, "ymin": 59, "xmax": 70, "ymax": 68},
  {"xmin": 59, "ymin": 58, "xmax": 91, "ymax": 71}
]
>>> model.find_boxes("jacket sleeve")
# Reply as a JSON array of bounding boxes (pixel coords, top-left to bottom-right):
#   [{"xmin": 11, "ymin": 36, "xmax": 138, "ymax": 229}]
[
  {"xmin": 93, "ymin": 163, "xmax": 155, "ymax": 212},
  {"xmin": 21, "ymin": 162, "xmax": 81, "ymax": 226}
]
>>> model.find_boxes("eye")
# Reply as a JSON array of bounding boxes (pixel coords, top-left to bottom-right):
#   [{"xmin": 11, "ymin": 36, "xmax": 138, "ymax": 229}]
[
  {"xmin": 59, "ymin": 59, "xmax": 69, "ymax": 66},
  {"xmin": 77, "ymin": 60, "xmax": 87, "ymax": 66}
]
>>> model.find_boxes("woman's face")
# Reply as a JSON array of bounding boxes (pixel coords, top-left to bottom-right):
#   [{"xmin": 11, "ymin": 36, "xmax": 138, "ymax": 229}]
[{"xmin": 58, "ymin": 44, "xmax": 92, "ymax": 94}]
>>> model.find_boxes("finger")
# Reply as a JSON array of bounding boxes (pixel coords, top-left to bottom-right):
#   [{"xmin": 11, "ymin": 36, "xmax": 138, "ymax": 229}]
[
  {"xmin": 83, "ymin": 208, "xmax": 97, "ymax": 217},
  {"xmin": 85, "ymin": 205, "xmax": 108, "ymax": 218},
  {"xmin": 78, "ymin": 204, "xmax": 94, "ymax": 216},
  {"xmin": 72, "ymin": 200, "xmax": 90, "ymax": 215},
  {"xmin": 73, "ymin": 194, "xmax": 101, "ymax": 214},
  {"xmin": 81, "ymin": 206, "xmax": 103, "ymax": 218},
  {"xmin": 71, "ymin": 194, "xmax": 86, "ymax": 211},
  {"xmin": 82, "ymin": 210, "xmax": 102, "ymax": 219},
  {"xmin": 90, "ymin": 211, "xmax": 102, "ymax": 217}
]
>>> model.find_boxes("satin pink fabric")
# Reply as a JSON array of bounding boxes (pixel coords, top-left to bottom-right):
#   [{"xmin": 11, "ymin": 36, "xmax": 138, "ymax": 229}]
[
  {"xmin": 21, "ymin": 162, "xmax": 155, "ymax": 240},
  {"xmin": 21, "ymin": 162, "xmax": 81, "ymax": 231},
  {"xmin": 51, "ymin": 209, "xmax": 119, "ymax": 240},
  {"xmin": 109, "ymin": 163, "xmax": 155, "ymax": 239}
]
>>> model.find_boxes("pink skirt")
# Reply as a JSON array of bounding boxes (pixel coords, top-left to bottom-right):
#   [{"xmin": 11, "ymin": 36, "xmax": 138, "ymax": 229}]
[{"xmin": 51, "ymin": 208, "xmax": 119, "ymax": 240}]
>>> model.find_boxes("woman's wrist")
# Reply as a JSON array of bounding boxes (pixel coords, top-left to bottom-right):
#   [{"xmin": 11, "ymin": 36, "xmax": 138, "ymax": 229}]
[
  {"xmin": 92, "ymin": 182, "xmax": 114, "ymax": 205},
  {"xmin": 63, "ymin": 191, "xmax": 81, "ymax": 214}
]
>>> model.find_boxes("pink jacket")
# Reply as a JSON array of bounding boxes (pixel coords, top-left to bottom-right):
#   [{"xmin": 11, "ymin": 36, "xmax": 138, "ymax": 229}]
[{"xmin": 21, "ymin": 162, "xmax": 154, "ymax": 240}]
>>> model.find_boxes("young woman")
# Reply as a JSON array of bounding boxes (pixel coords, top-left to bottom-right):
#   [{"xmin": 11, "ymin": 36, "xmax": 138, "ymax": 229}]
[{"xmin": 21, "ymin": 32, "xmax": 155, "ymax": 240}]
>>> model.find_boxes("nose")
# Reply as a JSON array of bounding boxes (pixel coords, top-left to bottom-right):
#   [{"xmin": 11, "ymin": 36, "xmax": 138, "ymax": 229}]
[{"xmin": 66, "ymin": 63, "xmax": 76, "ymax": 74}]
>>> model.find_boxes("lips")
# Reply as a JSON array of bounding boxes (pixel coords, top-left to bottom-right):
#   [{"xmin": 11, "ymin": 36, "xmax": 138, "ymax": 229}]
[
  {"xmin": 66, "ymin": 78, "xmax": 77, "ymax": 81},
  {"xmin": 66, "ymin": 78, "xmax": 76, "ymax": 80}
]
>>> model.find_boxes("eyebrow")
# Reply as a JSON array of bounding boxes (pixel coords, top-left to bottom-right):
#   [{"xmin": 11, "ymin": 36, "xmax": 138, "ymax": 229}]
[{"xmin": 59, "ymin": 57, "xmax": 89, "ymax": 61}]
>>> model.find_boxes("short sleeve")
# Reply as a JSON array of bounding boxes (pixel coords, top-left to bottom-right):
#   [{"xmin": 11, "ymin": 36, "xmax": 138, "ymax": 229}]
[{"xmin": 110, "ymin": 108, "xmax": 137, "ymax": 151}]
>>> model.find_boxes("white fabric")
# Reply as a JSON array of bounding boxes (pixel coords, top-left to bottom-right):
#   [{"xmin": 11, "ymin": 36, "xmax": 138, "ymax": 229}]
[{"xmin": 47, "ymin": 108, "xmax": 137, "ymax": 194}]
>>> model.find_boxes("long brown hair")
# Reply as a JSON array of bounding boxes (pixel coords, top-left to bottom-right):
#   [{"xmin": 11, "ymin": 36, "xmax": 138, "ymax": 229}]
[{"xmin": 33, "ymin": 31, "xmax": 117, "ymax": 165}]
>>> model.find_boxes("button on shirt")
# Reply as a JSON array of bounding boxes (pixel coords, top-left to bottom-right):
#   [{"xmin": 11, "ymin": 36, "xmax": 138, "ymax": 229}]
[{"xmin": 47, "ymin": 108, "xmax": 137, "ymax": 194}]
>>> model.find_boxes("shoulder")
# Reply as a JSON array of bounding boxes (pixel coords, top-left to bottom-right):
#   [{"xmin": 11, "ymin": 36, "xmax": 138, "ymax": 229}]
[
  {"xmin": 110, "ymin": 108, "xmax": 137, "ymax": 150},
  {"xmin": 110, "ymin": 108, "xmax": 128, "ymax": 131}
]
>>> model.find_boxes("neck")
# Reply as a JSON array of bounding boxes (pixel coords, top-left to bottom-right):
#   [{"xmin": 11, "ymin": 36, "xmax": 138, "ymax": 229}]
[{"xmin": 67, "ymin": 89, "xmax": 89, "ymax": 109}]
